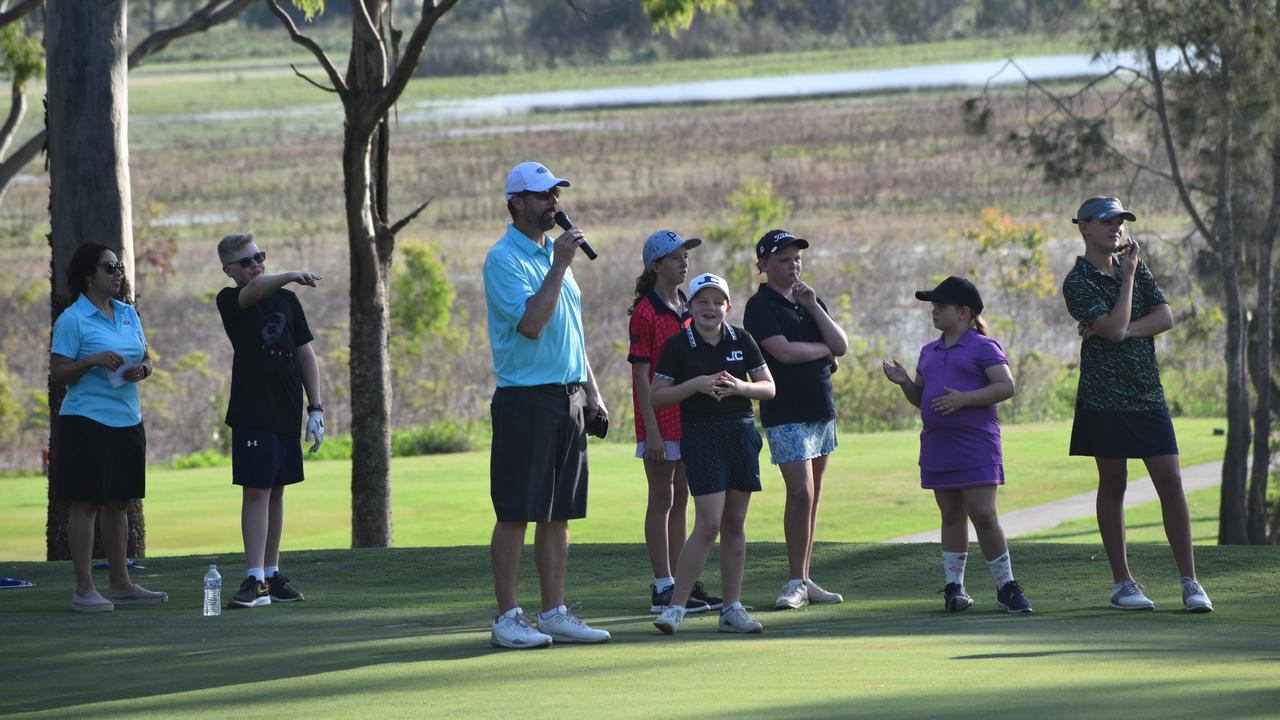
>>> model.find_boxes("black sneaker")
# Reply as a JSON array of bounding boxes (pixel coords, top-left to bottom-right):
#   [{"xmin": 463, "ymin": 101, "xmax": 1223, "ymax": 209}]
[
  {"xmin": 690, "ymin": 580, "xmax": 723, "ymax": 611},
  {"xmin": 649, "ymin": 584, "xmax": 710, "ymax": 614},
  {"xmin": 996, "ymin": 580, "xmax": 1033, "ymax": 614},
  {"xmin": 942, "ymin": 582, "xmax": 972, "ymax": 613},
  {"xmin": 267, "ymin": 573, "xmax": 304, "ymax": 602},
  {"xmin": 231, "ymin": 576, "xmax": 270, "ymax": 608}
]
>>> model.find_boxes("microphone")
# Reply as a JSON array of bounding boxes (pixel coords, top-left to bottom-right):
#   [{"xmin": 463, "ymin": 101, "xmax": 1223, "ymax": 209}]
[{"xmin": 553, "ymin": 211, "xmax": 598, "ymax": 261}]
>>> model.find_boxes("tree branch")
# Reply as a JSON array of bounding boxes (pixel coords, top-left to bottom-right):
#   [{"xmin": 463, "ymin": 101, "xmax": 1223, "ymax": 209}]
[
  {"xmin": 127, "ymin": 0, "xmax": 257, "ymax": 70},
  {"xmin": 373, "ymin": 0, "xmax": 462, "ymax": 121},
  {"xmin": 1138, "ymin": 0, "xmax": 1214, "ymax": 245},
  {"xmin": 0, "ymin": 82, "xmax": 26, "ymax": 160},
  {"xmin": 290, "ymin": 63, "xmax": 339, "ymax": 93},
  {"xmin": 387, "ymin": 196, "xmax": 432, "ymax": 236},
  {"xmin": 267, "ymin": 0, "xmax": 349, "ymax": 98},
  {"xmin": 0, "ymin": 0, "xmax": 40, "ymax": 29}
]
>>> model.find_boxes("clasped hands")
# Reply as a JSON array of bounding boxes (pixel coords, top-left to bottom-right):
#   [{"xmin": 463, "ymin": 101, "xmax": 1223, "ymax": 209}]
[{"xmin": 695, "ymin": 371, "xmax": 743, "ymax": 401}]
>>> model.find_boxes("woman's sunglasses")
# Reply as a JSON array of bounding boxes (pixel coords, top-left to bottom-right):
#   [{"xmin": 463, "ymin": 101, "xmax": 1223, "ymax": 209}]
[
  {"xmin": 225, "ymin": 251, "xmax": 267, "ymax": 269},
  {"xmin": 97, "ymin": 261, "xmax": 125, "ymax": 275}
]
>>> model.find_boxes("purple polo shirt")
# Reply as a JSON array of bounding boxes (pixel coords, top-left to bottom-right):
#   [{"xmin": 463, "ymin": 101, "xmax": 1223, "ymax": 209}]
[{"xmin": 916, "ymin": 329, "xmax": 1008, "ymax": 472}]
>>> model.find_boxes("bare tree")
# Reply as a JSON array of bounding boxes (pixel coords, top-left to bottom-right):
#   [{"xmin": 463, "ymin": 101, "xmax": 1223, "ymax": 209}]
[
  {"xmin": 1, "ymin": 0, "xmax": 257, "ymax": 205},
  {"xmin": 965, "ymin": 0, "xmax": 1279, "ymax": 543}
]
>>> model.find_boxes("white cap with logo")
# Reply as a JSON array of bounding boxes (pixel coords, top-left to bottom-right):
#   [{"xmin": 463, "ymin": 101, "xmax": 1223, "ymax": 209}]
[
  {"xmin": 688, "ymin": 272, "xmax": 731, "ymax": 302},
  {"xmin": 505, "ymin": 161, "xmax": 571, "ymax": 199}
]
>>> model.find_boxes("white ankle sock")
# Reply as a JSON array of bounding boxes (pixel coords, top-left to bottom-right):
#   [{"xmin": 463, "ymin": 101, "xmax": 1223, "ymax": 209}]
[
  {"xmin": 942, "ymin": 552, "xmax": 967, "ymax": 585},
  {"xmin": 986, "ymin": 552, "xmax": 1013, "ymax": 588},
  {"xmin": 265, "ymin": 565, "xmax": 279, "ymax": 578},
  {"xmin": 247, "ymin": 568, "xmax": 265, "ymax": 582},
  {"xmin": 655, "ymin": 577, "xmax": 674, "ymax": 592}
]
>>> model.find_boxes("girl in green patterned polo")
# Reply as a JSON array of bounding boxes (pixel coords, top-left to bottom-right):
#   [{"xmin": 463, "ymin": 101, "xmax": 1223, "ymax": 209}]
[{"xmin": 1062, "ymin": 196, "xmax": 1213, "ymax": 613}]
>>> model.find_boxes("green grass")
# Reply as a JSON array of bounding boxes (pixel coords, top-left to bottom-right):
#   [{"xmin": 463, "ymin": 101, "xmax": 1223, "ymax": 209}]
[
  {"xmin": 0, "ymin": 542, "xmax": 1276, "ymax": 718},
  {"xmin": 1028, "ymin": 484, "xmax": 1225, "ymax": 545},
  {"xmin": 0, "ymin": 419, "xmax": 1226, "ymax": 561}
]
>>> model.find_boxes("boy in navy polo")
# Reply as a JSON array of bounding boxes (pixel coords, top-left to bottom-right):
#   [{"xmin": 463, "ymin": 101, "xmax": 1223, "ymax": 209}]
[
  {"xmin": 216, "ymin": 233, "xmax": 326, "ymax": 609},
  {"xmin": 650, "ymin": 273, "xmax": 775, "ymax": 636}
]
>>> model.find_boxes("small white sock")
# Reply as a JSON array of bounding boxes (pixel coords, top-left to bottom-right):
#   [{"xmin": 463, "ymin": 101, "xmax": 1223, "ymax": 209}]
[
  {"xmin": 265, "ymin": 565, "xmax": 279, "ymax": 578},
  {"xmin": 721, "ymin": 600, "xmax": 743, "ymax": 614},
  {"xmin": 986, "ymin": 552, "xmax": 1014, "ymax": 589},
  {"xmin": 787, "ymin": 578, "xmax": 805, "ymax": 589},
  {"xmin": 247, "ymin": 568, "xmax": 265, "ymax": 582},
  {"xmin": 655, "ymin": 577, "xmax": 674, "ymax": 592},
  {"xmin": 539, "ymin": 607, "xmax": 562, "ymax": 622},
  {"xmin": 942, "ymin": 552, "xmax": 967, "ymax": 585}
]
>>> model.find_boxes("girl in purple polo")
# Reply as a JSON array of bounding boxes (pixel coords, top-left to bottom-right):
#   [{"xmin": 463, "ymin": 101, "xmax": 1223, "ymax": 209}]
[{"xmin": 881, "ymin": 276, "xmax": 1033, "ymax": 614}]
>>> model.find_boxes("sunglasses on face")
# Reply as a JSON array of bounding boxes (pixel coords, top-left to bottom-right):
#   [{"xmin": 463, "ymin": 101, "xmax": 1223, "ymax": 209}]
[
  {"xmin": 98, "ymin": 261, "xmax": 125, "ymax": 275},
  {"xmin": 521, "ymin": 188, "xmax": 560, "ymax": 201},
  {"xmin": 225, "ymin": 251, "xmax": 266, "ymax": 269}
]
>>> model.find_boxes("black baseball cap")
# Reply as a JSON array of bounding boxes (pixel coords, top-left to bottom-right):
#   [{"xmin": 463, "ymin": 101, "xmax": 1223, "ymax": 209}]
[
  {"xmin": 914, "ymin": 276, "xmax": 984, "ymax": 315},
  {"xmin": 755, "ymin": 229, "xmax": 810, "ymax": 259}
]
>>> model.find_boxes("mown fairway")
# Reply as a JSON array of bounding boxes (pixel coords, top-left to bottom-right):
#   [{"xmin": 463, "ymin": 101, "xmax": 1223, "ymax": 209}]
[
  {"xmin": 0, "ymin": 419, "xmax": 1227, "ymax": 560},
  {"xmin": 1, "ymin": 542, "xmax": 1276, "ymax": 719}
]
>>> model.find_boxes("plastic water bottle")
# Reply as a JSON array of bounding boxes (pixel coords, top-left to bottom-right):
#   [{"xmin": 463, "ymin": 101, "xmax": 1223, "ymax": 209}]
[{"xmin": 203, "ymin": 564, "xmax": 222, "ymax": 616}]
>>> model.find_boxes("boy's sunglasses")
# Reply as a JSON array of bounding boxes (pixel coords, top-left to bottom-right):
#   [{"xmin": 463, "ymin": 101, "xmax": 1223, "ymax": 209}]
[
  {"xmin": 98, "ymin": 261, "xmax": 125, "ymax": 275},
  {"xmin": 225, "ymin": 251, "xmax": 266, "ymax": 269}
]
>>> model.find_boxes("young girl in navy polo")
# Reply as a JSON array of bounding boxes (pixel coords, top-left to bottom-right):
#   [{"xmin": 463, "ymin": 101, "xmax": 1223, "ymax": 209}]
[
  {"xmin": 744, "ymin": 229, "xmax": 850, "ymax": 610},
  {"xmin": 627, "ymin": 230, "xmax": 721, "ymax": 615},
  {"xmin": 881, "ymin": 276, "xmax": 1033, "ymax": 614},
  {"xmin": 650, "ymin": 273, "xmax": 775, "ymax": 635}
]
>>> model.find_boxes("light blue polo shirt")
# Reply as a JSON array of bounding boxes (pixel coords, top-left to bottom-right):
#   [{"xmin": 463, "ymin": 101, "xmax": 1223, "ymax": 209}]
[
  {"xmin": 483, "ymin": 224, "xmax": 587, "ymax": 387},
  {"xmin": 51, "ymin": 294, "xmax": 148, "ymax": 427}
]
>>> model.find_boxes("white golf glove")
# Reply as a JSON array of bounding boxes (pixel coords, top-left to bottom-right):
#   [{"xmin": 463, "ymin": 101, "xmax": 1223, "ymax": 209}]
[{"xmin": 305, "ymin": 411, "xmax": 325, "ymax": 453}]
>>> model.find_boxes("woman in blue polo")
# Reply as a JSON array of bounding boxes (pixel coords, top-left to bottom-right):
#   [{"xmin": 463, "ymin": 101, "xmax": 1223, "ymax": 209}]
[{"xmin": 50, "ymin": 243, "xmax": 167, "ymax": 613}]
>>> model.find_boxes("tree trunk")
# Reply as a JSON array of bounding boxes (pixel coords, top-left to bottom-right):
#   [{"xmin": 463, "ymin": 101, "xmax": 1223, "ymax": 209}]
[
  {"xmin": 45, "ymin": 0, "xmax": 143, "ymax": 560},
  {"xmin": 346, "ymin": 0, "xmax": 393, "ymax": 548},
  {"xmin": 1215, "ymin": 136, "xmax": 1252, "ymax": 544}
]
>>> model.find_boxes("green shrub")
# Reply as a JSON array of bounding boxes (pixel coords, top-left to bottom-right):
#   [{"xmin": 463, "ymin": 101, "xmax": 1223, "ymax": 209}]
[
  {"xmin": 170, "ymin": 448, "xmax": 230, "ymax": 470},
  {"xmin": 391, "ymin": 421, "xmax": 473, "ymax": 456}
]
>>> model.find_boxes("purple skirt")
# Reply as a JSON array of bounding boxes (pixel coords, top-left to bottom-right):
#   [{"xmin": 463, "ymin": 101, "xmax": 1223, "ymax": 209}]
[{"xmin": 921, "ymin": 464, "xmax": 1004, "ymax": 490}]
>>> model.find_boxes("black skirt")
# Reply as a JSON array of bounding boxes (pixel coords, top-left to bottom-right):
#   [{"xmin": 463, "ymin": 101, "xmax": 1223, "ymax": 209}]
[
  {"xmin": 1069, "ymin": 407, "xmax": 1179, "ymax": 459},
  {"xmin": 52, "ymin": 414, "xmax": 147, "ymax": 503}
]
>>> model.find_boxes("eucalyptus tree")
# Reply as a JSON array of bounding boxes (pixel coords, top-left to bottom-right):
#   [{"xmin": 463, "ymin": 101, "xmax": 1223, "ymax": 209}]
[
  {"xmin": 42, "ymin": 0, "xmax": 264, "ymax": 560},
  {"xmin": 966, "ymin": 0, "xmax": 1279, "ymax": 543}
]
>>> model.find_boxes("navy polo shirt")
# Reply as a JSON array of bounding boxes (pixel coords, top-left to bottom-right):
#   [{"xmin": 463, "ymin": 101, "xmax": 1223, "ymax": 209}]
[
  {"xmin": 653, "ymin": 323, "xmax": 766, "ymax": 422},
  {"xmin": 743, "ymin": 284, "xmax": 835, "ymax": 427}
]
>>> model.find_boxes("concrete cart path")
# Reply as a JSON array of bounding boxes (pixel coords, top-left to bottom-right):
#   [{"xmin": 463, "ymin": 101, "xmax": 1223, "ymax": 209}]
[{"xmin": 883, "ymin": 461, "xmax": 1222, "ymax": 544}]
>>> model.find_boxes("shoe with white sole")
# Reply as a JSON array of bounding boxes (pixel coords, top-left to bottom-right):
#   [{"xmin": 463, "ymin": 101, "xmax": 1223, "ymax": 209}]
[
  {"xmin": 1181, "ymin": 578, "xmax": 1213, "ymax": 613},
  {"xmin": 718, "ymin": 605, "xmax": 763, "ymax": 634},
  {"xmin": 774, "ymin": 580, "xmax": 809, "ymax": 609},
  {"xmin": 1109, "ymin": 580, "xmax": 1155, "ymax": 611},
  {"xmin": 539, "ymin": 607, "xmax": 611, "ymax": 644},
  {"xmin": 805, "ymin": 578, "xmax": 843, "ymax": 604},
  {"xmin": 654, "ymin": 604, "xmax": 685, "ymax": 635},
  {"xmin": 491, "ymin": 609, "xmax": 553, "ymax": 649}
]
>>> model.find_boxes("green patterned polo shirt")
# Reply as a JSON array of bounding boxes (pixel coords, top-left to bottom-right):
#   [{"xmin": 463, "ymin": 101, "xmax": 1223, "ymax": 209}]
[{"xmin": 1062, "ymin": 256, "xmax": 1169, "ymax": 412}]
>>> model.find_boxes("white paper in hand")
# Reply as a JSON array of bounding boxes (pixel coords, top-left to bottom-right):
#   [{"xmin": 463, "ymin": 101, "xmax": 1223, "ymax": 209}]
[{"xmin": 109, "ymin": 365, "xmax": 129, "ymax": 388}]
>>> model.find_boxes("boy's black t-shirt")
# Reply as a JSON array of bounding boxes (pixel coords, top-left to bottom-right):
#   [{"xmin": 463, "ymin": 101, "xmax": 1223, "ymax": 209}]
[
  {"xmin": 743, "ymin": 284, "xmax": 837, "ymax": 427},
  {"xmin": 653, "ymin": 323, "xmax": 766, "ymax": 422},
  {"xmin": 216, "ymin": 287, "xmax": 314, "ymax": 437}
]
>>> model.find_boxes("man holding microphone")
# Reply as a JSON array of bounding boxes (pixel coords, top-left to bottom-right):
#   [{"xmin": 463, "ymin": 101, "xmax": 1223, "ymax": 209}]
[{"xmin": 482, "ymin": 161, "xmax": 611, "ymax": 648}]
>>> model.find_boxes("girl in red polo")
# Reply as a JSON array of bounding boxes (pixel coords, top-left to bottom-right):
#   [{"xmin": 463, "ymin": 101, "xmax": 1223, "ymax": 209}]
[
  {"xmin": 627, "ymin": 230, "xmax": 720, "ymax": 615},
  {"xmin": 882, "ymin": 276, "xmax": 1033, "ymax": 614}
]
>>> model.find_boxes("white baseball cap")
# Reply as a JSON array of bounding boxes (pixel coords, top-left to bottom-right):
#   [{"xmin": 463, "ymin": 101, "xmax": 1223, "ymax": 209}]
[
  {"xmin": 505, "ymin": 161, "xmax": 571, "ymax": 199},
  {"xmin": 688, "ymin": 272, "xmax": 731, "ymax": 302}
]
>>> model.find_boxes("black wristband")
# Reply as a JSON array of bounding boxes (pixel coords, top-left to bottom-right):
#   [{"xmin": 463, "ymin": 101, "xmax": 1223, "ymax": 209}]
[{"xmin": 307, "ymin": 404, "xmax": 324, "ymax": 413}]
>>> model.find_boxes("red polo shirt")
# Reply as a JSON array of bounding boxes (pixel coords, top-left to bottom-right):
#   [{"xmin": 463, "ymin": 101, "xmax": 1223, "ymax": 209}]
[{"xmin": 628, "ymin": 290, "xmax": 690, "ymax": 442}]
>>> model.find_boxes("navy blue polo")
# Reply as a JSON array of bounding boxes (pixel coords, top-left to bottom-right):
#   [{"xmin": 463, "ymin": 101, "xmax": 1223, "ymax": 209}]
[
  {"xmin": 653, "ymin": 323, "xmax": 766, "ymax": 422},
  {"xmin": 743, "ymin": 284, "xmax": 835, "ymax": 427}
]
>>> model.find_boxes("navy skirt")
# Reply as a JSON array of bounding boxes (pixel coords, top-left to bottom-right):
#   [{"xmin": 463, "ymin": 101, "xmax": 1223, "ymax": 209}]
[{"xmin": 1069, "ymin": 408, "xmax": 1179, "ymax": 459}]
